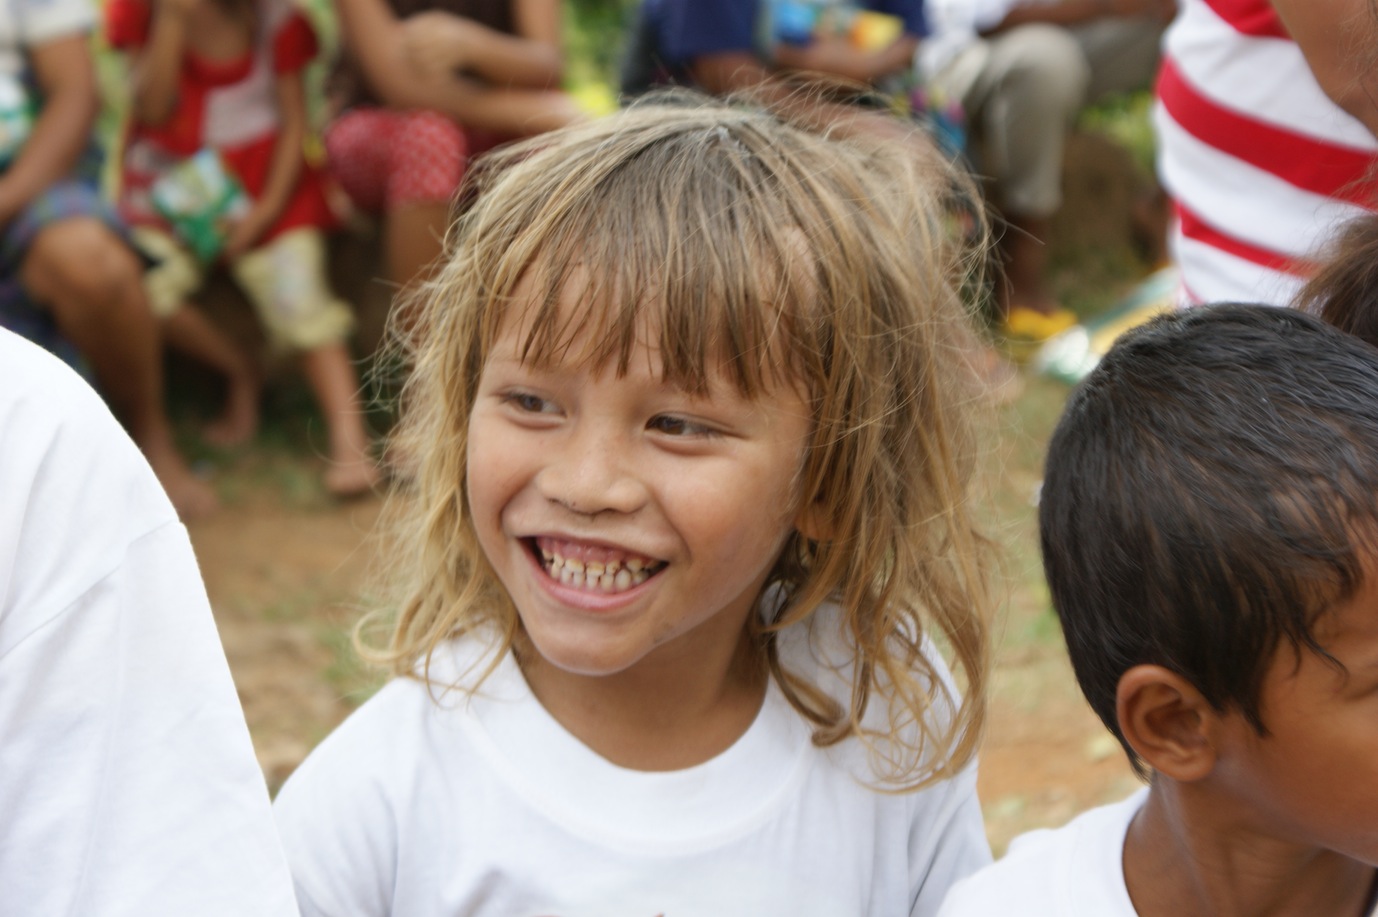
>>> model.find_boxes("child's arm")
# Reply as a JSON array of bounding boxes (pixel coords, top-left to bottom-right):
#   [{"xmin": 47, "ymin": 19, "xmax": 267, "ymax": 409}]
[
  {"xmin": 1270, "ymin": 0, "xmax": 1378, "ymax": 139},
  {"xmin": 769, "ymin": 1, "xmax": 925, "ymax": 86},
  {"xmin": 221, "ymin": 69, "xmax": 304, "ymax": 259},
  {"xmin": 398, "ymin": 0, "xmax": 563, "ymax": 89},
  {"xmin": 332, "ymin": 0, "xmax": 580, "ymax": 135},
  {"xmin": 772, "ymin": 33, "xmax": 919, "ymax": 84},
  {"xmin": 0, "ymin": 33, "xmax": 97, "ymax": 226},
  {"xmin": 128, "ymin": 0, "xmax": 195, "ymax": 127}
]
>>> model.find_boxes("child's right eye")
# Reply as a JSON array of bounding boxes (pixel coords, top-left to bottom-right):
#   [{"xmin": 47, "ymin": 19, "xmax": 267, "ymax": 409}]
[{"xmin": 503, "ymin": 392, "xmax": 556, "ymax": 414}]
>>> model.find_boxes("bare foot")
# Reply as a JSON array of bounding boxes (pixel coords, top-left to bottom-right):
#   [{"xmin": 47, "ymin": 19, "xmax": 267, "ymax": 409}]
[
  {"xmin": 144, "ymin": 443, "xmax": 220, "ymax": 520},
  {"xmin": 202, "ymin": 371, "xmax": 260, "ymax": 449},
  {"xmin": 324, "ymin": 454, "xmax": 383, "ymax": 499}
]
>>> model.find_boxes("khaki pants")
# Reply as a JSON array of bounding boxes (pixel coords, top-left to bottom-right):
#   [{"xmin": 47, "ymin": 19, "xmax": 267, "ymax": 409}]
[{"xmin": 933, "ymin": 16, "xmax": 1164, "ymax": 217}]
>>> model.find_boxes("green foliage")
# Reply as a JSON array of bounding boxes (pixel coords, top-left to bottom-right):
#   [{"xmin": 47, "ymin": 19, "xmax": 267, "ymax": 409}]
[
  {"xmin": 1079, "ymin": 90, "xmax": 1157, "ymax": 179},
  {"xmin": 564, "ymin": 0, "xmax": 638, "ymax": 93}
]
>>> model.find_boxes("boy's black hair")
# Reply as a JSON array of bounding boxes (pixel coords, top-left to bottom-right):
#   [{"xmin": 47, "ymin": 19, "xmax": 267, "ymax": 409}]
[{"xmin": 1040, "ymin": 304, "xmax": 1378, "ymax": 777}]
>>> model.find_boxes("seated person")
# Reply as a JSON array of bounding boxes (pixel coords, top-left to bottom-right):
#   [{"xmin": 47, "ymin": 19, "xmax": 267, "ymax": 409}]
[
  {"xmin": 108, "ymin": 0, "xmax": 381, "ymax": 498},
  {"xmin": 0, "ymin": 0, "xmax": 215, "ymax": 517},
  {"xmin": 621, "ymin": 0, "xmax": 928, "ymax": 100},
  {"xmin": 326, "ymin": 0, "xmax": 580, "ymax": 292},
  {"xmin": 940, "ymin": 303, "xmax": 1378, "ymax": 916},
  {"xmin": 623, "ymin": 0, "xmax": 1024, "ymax": 403},
  {"xmin": 921, "ymin": 0, "xmax": 1174, "ymax": 339},
  {"xmin": 0, "ymin": 328, "xmax": 298, "ymax": 915}
]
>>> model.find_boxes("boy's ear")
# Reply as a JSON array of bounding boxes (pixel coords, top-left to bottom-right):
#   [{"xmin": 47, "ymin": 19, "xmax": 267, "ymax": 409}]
[{"xmin": 1116, "ymin": 665, "xmax": 1220, "ymax": 783}]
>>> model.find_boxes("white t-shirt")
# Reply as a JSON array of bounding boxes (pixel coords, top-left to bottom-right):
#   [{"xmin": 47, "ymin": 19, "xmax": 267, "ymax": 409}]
[
  {"xmin": 0, "ymin": 0, "xmax": 94, "ymax": 78},
  {"xmin": 0, "ymin": 328, "xmax": 299, "ymax": 916},
  {"xmin": 938, "ymin": 788, "xmax": 1378, "ymax": 916},
  {"xmin": 274, "ymin": 620, "xmax": 992, "ymax": 916},
  {"xmin": 937, "ymin": 790, "xmax": 1145, "ymax": 916}
]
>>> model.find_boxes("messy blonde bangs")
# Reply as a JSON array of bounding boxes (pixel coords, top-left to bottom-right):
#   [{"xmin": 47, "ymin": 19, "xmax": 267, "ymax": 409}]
[{"xmin": 369, "ymin": 92, "xmax": 993, "ymax": 790}]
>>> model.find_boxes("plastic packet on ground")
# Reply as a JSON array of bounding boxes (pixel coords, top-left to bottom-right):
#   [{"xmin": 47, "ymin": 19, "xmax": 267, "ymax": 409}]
[{"xmin": 1033, "ymin": 265, "xmax": 1180, "ymax": 384}]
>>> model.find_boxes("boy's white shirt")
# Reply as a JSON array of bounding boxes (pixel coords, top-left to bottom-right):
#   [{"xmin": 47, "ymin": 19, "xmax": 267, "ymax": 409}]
[
  {"xmin": 0, "ymin": 328, "xmax": 300, "ymax": 916},
  {"xmin": 274, "ymin": 611, "xmax": 992, "ymax": 916},
  {"xmin": 938, "ymin": 788, "xmax": 1378, "ymax": 917}
]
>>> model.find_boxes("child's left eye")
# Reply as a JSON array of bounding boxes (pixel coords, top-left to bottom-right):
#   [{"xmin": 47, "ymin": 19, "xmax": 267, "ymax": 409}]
[{"xmin": 647, "ymin": 415, "xmax": 715, "ymax": 437}]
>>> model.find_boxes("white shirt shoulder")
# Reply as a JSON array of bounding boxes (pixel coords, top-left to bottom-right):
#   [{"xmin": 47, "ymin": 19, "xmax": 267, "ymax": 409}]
[
  {"xmin": 0, "ymin": 328, "xmax": 299, "ymax": 917},
  {"xmin": 937, "ymin": 789, "xmax": 1147, "ymax": 917}
]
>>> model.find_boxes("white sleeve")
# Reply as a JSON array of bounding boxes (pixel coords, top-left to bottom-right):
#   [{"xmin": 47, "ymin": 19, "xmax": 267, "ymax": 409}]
[
  {"xmin": 908, "ymin": 760, "xmax": 993, "ymax": 917},
  {"xmin": 17, "ymin": 0, "xmax": 93, "ymax": 46},
  {"xmin": 926, "ymin": 0, "xmax": 1018, "ymax": 33},
  {"xmin": 0, "ymin": 329, "xmax": 299, "ymax": 917},
  {"xmin": 273, "ymin": 697, "xmax": 403, "ymax": 917}
]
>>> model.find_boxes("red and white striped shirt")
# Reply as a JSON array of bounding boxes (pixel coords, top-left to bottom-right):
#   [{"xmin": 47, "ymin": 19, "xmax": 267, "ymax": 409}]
[{"xmin": 1155, "ymin": 0, "xmax": 1378, "ymax": 306}]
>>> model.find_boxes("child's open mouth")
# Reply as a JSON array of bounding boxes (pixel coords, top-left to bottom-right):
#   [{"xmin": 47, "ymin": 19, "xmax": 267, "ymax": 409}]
[{"xmin": 527, "ymin": 537, "xmax": 667, "ymax": 594}]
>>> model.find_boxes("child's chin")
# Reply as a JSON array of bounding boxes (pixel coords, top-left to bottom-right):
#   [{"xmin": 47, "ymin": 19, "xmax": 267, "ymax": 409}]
[{"xmin": 519, "ymin": 629, "xmax": 647, "ymax": 680}]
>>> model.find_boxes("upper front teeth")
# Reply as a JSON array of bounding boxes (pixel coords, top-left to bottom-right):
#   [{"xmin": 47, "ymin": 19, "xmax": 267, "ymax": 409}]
[{"xmin": 540, "ymin": 549, "xmax": 653, "ymax": 592}]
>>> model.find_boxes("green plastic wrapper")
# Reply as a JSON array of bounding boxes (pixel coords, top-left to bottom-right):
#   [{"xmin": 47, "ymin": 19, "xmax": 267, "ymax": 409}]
[
  {"xmin": 0, "ymin": 72, "xmax": 34, "ymax": 168},
  {"xmin": 149, "ymin": 149, "xmax": 249, "ymax": 262}
]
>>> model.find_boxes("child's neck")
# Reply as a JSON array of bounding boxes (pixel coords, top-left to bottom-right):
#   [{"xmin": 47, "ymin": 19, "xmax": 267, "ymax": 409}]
[
  {"xmin": 183, "ymin": 1, "xmax": 253, "ymax": 62},
  {"xmin": 518, "ymin": 629, "xmax": 768, "ymax": 772},
  {"xmin": 1124, "ymin": 781, "xmax": 1377, "ymax": 917}
]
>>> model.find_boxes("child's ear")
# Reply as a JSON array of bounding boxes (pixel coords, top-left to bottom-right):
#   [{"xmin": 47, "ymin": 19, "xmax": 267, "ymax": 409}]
[
  {"xmin": 794, "ymin": 500, "xmax": 830, "ymax": 542},
  {"xmin": 1116, "ymin": 665, "xmax": 1219, "ymax": 782}
]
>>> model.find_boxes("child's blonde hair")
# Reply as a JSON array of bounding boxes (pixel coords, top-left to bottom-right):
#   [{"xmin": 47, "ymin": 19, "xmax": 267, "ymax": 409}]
[{"xmin": 369, "ymin": 91, "xmax": 993, "ymax": 789}]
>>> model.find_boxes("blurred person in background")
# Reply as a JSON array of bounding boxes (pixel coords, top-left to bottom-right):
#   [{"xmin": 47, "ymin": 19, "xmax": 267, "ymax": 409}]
[
  {"xmin": 920, "ymin": 0, "xmax": 1174, "ymax": 341},
  {"xmin": 0, "ymin": 0, "xmax": 216, "ymax": 517},
  {"xmin": 325, "ymin": 0, "xmax": 579, "ymax": 294}
]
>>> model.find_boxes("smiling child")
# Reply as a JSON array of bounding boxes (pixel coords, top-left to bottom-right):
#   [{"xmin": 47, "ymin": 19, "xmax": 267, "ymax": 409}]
[{"xmin": 273, "ymin": 92, "xmax": 998, "ymax": 916}]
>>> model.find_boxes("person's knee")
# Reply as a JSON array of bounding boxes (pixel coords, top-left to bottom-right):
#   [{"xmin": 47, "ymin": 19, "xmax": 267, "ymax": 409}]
[
  {"xmin": 393, "ymin": 110, "xmax": 467, "ymax": 159},
  {"xmin": 990, "ymin": 24, "xmax": 1090, "ymax": 118},
  {"xmin": 23, "ymin": 218, "xmax": 142, "ymax": 308},
  {"xmin": 388, "ymin": 111, "xmax": 468, "ymax": 206}
]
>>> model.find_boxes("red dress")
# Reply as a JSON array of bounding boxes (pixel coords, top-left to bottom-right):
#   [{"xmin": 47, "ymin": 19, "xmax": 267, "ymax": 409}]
[{"xmin": 107, "ymin": 0, "xmax": 338, "ymax": 244}]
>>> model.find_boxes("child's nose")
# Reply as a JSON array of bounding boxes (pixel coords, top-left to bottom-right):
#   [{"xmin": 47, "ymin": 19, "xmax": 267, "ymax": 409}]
[{"xmin": 536, "ymin": 425, "xmax": 646, "ymax": 517}]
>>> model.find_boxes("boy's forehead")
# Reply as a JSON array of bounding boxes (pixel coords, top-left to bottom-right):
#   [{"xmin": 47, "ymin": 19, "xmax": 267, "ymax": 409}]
[{"xmin": 1315, "ymin": 552, "xmax": 1378, "ymax": 645}]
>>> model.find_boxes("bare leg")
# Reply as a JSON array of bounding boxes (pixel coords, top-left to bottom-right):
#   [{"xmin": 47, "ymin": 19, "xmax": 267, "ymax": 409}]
[
  {"xmin": 1000, "ymin": 213, "xmax": 1059, "ymax": 317},
  {"xmin": 298, "ymin": 342, "xmax": 380, "ymax": 497},
  {"xmin": 385, "ymin": 200, "xmax": 450, "ymax": 292},
  {"xmin": 162, "ymin": 306, "xmax": 260, "ymax": 447},
  {"xmin": 22, "ymin": 218, "xmax": 218, "ymax": 518},
  {"xmin": 377, "ymin": 201, "xmax": 452, "ymax": 479}
]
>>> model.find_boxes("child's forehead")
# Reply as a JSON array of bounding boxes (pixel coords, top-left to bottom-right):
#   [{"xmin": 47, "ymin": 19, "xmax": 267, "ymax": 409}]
[
  {"xmin": 485, "ymin": 308, "xmax": 793, "ymax": 404},
  {"xmin": 482, "ymin": 262, "xmax": 804, "ymax": 399}
]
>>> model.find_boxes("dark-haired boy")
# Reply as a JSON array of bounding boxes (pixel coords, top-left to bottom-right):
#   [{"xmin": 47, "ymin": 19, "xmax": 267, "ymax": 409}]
[{"xmin": 939, "ymin": 303, "xmax": 1378, "ymax": 917}]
